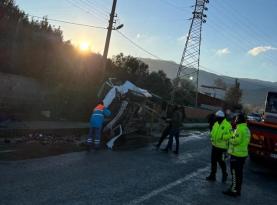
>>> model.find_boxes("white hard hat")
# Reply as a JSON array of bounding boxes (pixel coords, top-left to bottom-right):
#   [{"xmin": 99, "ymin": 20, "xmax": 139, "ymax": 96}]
[{"xmin": 215, "ymin": 110, "xmax": 225, "ymax": 117}]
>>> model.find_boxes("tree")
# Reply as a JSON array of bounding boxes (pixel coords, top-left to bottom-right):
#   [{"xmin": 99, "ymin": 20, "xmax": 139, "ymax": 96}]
[
  {"xmin": 144, "ymin": 70, "xmax": 173, "ymax": 100},
  {"xmin": 110, "ymin": 54, "xmax": 175, "ymax": 100},
  {"xmin": 0, "ymin": 1, "xmax": 184, "ymax": 120},
  {"xmin": 111, "ymin": 53, "xmax": 149, "ymax": 86},
  {"xmin": 173, "ymin": 78, "xmax": 196, "ymax": 106},
  {"xmin": 224, "ymin": 79, "xmax": 243, "ymax": 110},
  {"xmin": 0, "ymin": 0, "xmax": 106, "ymax": 120}
]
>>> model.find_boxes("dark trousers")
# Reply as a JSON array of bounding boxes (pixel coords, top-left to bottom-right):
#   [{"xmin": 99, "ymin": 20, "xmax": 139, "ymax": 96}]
[
  {"xmin": 210, "ymin": 146, "xmax": 227, "ymax": 176},
  {"xmin": 230, "ymin": 156, "xmax": 246, "ymax": 194},
  {"xmin": 87, "ymin": 127, "xmax": 101, "ymax": 147},
  {"xmin": 156, "ymin": 125, "xmax": 171, "ymax": 148},
  {"xmin": 166, "ymin": 128, "xmax": 180, "ymax": 152}
]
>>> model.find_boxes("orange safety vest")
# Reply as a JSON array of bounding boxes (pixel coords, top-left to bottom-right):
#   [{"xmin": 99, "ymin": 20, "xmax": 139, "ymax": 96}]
[{"xmin": 94, "ymin": 104, "xmax": 104, "ymax": 112}]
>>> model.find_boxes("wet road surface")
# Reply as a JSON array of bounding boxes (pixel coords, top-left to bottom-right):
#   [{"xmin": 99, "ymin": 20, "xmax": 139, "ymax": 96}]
[{"xmin": 1, "ymin": 131, "xmax": 277, "ymax": 205}]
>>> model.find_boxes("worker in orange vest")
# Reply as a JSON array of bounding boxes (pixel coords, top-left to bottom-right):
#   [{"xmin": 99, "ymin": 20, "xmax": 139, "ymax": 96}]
[{"xmin": 87, "ymin": 100, "xmax": 111, "ymax": 150}]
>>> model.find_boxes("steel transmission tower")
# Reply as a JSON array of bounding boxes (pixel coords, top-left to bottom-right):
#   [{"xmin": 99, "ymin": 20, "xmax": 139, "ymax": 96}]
[{"xmin": 171, "ymin": 0, "xmax": 209, "ymax": 106}]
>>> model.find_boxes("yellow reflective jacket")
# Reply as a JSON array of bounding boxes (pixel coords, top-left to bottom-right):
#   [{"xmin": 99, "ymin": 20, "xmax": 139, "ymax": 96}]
[
  {"xmin": 210, "ymin": 119, "xmax": 232, "ymax": 149},
  {"xmin": 228, "ymin": 123, "xmax": 250, "ymax": 157}
]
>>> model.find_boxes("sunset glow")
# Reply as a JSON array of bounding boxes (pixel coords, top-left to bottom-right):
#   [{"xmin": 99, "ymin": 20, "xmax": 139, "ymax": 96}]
[{"xmin": 79, "ymin": 41, "xmax": 90, "ymax": 52}]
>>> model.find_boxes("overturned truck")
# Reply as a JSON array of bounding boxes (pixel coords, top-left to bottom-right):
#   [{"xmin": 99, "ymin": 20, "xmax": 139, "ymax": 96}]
[{"xmin": 98, "ymin": 79, "xmax": 161, "ymax": 150}]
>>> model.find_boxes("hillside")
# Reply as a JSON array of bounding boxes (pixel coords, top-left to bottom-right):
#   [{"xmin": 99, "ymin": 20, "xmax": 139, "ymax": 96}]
[{"xmin": 141, "ymin": 58, "xmax": 277, "ymax": 106}]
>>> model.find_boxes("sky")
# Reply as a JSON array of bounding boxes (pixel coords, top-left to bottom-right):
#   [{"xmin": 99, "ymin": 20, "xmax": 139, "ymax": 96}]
[{"xmin": 16, "ymin": 0, "xmax": 277, "ymax": 82}]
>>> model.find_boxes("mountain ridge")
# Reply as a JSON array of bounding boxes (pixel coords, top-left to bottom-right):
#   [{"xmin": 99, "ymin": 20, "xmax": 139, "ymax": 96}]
[{"xmin": 140, "ymin": 58, "xmax": 277, "ymax": 106}]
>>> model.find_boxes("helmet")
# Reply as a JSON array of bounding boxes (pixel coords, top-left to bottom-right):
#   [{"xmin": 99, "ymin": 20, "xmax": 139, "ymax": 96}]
[{"xmin": 215, "ymin": 110, "xmax": 225, "ymax": 118}]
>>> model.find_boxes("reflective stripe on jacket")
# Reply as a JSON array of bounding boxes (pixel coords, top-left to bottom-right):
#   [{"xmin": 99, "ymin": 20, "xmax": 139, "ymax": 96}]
[
  {"xmin": 210, "ymin": 119, "xmax": 232, "ymax": 149},
  {"xmin": 228, "ymin": 123, "xmax": 250, "ymax": 157}
]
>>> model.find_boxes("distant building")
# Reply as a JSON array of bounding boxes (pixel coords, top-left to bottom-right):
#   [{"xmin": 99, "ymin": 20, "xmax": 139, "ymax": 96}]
[
  {"xmin": 200, "ymin": 85, "xmax": 226, "ymax": 100},
  {"xmin": 197, "ymin": 92, "xmax": 225, "ymax": 111}
]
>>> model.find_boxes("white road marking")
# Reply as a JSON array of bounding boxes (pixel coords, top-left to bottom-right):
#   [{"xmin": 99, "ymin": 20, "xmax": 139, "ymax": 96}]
[{"xmin": 126, "ymin": 166, "xmax": 210, "ymax": 205}]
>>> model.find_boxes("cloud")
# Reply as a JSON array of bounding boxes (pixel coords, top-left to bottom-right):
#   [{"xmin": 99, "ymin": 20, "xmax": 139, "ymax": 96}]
[
  {"xmin": 216, "ymin": 48, "xmax": 230, "ymax": 56},
  {"xmin": 177, "ymin": 33, "xmax": 188, "ymax": 42},
  {"xmin": 248, "ymin": 46, "xmax": 277, "ymax": 56},
  {"xmin": 136, "ymin": 33, "xmax": 154, "ymax": 41},
  {"xmin": 134, "ymin": 33, "xmax": 160, "ymax": 46}
]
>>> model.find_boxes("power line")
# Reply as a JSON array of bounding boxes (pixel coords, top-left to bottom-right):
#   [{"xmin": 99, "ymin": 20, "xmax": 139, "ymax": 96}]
[
  {"xmin": 66, "ymin": 0, "xmax": 107, "ymax": 24},
  {"xmin": 28, "ymin": 14, "xmax": 107, "ymax": 29},
  {"xmin": 219, "ymin": 0, "xmax": 276, "ymax": 46},
  {"xmin": 89, "ymin": 0, "xmax": 111, "ymax": 13},
  {"xmin": 207, "ymin": 17, "xmax": 257, "ymax": 54},
  {"xmin": 80, "ymin": 0, "xmax": 109, "ymax": 19},
  {"xmin": 200, "ymin": 65, "xmax": 227, "ymax": 77},
  {"xmin": 25, "ymin": 14, "xmax": 276, "ymax": 89},
  {"xmin": 83, "ymin": 0, "xmax": 110, "ymax": 16},
  {"xmin": 28, "ymin": 15, "xmax": 161, "ymax": 60},
  {"xmin": 116, "ymin": 30, "xmax": 162, "ymax": 60},
  {"xmin": 209, "ymin": 1, "xmax": 277, "ymax": 63},
  {"xmin": 205, "ymin": 4, "xmax": 277, "ymax": 65},
  {"xmin": 159, "ymin": 0, "xmax": 191, "ymax": 12},
  {"xmin": 26, "ymin": 2, "xmax": 275, "ymax": 88}
]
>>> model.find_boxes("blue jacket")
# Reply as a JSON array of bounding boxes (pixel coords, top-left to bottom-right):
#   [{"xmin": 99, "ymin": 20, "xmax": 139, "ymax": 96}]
[{"xmin": 89, "ymin": 104, "xmax": 111, "ymax": 128}]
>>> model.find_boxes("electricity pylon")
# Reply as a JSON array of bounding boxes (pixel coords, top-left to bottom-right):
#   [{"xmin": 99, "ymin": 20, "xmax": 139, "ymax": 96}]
[{"xmin": 171, "ymin": 0, "xmax": 209, "ymax": 106}]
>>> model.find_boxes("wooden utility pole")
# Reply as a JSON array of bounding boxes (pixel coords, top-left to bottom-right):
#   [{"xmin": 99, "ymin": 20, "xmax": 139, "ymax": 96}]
[{"xmin": 102, "ymin": 0, "xmax": 117, "ymax": 78}]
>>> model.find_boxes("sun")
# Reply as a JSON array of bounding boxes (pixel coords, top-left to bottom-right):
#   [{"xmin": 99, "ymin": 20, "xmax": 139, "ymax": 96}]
[{"xmin": 79, "ymin": 41, "xmax": 90, "ymax": 52}]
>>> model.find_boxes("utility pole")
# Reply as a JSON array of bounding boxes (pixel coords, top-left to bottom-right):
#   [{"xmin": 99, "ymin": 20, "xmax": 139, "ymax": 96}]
[
  {"xmin": 102, "ymin": 0, "xmax": 117, "ymax": 78},
  {"xmin": 171, "ymin": 0, "xmax": 209, "ymax": 107}
]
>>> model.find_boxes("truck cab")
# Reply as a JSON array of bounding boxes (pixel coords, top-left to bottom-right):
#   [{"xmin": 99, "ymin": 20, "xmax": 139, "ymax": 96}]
[
  {"xmin": 248, "ymin": 92, "xmax": 277, "ymax": 161},
  {"xmin": 264, "ymin": 92, "xmax": 277, "ymax": 123}
]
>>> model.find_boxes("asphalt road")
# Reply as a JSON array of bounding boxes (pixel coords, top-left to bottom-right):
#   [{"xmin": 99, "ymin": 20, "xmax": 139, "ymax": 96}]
[{"xmin": 1, "ymin": 131, "xmax": 277, "ymax": 205}]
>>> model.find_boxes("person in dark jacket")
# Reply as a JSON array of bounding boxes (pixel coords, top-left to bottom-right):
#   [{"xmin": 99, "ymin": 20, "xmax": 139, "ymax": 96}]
[
  {"xmin": 162, "ymin": 105, "xmax": 183, "ymax": 154},
  {"xmin": 155, "ymin": 121, "xmax": 172, "ymax": 150},
  {"xmin": 155, "ymin": 102, "xmax": 172, "ymax": 149},
  {"xmin": 207, "ymin": 112, "xmax": 216, "ymax": 131}
]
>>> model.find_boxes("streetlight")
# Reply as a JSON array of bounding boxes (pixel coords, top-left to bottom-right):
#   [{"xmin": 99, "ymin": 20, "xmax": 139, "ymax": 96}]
[{"xmin": 114, "ymin": 24, "xmax": 124, "ymax": 30}]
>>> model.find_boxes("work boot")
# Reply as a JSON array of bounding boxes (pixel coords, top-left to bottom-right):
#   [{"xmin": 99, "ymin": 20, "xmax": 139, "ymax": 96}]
[
  {"xmin": 222, "ymin": 173, "xmax": 228, "ymax": 183},
  {"xmin": 222, "ymin": 189, "xmax": 239, "ymax": 197},
  {"xmin": 206, "ymin": 174, "xmax": 216, "ymax": 181}
]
